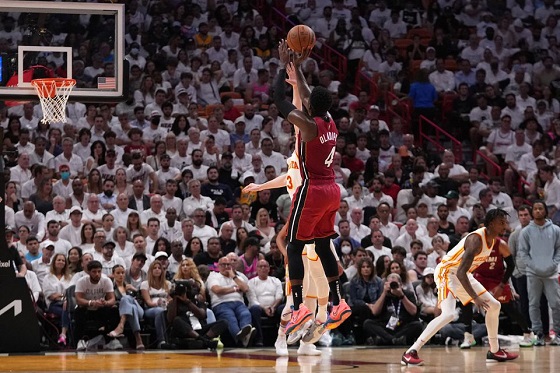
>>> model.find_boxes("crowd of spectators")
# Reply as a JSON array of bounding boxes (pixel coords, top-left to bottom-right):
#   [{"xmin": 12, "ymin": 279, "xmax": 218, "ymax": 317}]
[{"xmin": 2, "ymin": 0, "xmax": 560, "ymax": 350}]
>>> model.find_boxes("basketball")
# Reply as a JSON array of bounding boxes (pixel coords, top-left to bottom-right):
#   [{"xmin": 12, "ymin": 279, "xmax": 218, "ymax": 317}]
[{"xmin": 286, "ymin": 25, "xmax": 316, "ymax": 53}]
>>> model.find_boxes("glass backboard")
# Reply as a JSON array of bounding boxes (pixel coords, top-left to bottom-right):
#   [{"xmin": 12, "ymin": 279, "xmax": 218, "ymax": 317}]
[{"xmin": 0, "ymin": 0, "xmax": 127, "ymax": 103}]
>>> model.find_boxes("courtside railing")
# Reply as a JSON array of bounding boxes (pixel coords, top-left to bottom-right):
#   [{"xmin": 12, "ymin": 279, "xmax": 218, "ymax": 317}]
[{"xmin": 418, "ymin": 115, "xmax": 502, "ymax": 176}]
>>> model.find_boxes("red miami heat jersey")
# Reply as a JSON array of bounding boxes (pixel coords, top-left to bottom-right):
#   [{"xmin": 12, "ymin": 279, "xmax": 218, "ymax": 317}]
[
  {"xmin": 474, "ymin": 238, "xmax": 504, "ymax": 279},
  {"xmin": 298, "ymin": 115, "xmax": 338, "ymax": 181}
]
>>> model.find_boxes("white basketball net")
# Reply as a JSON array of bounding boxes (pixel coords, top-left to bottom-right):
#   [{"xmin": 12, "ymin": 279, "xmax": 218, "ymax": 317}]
[{"xmin": 31, "ymin": 78, "xmax": 76, "ymax": 124}]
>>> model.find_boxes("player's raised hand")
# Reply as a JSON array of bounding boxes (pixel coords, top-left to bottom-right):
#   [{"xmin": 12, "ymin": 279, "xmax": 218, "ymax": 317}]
[
  {"xmin": 278, "ymin": 39, "xmax": 290, "ymax": 66},
  {"xmin": 285, "ymin": 62, "xmax": 298, "ymax": 87},
  {"xmin": 292, "ymin": 46, "xmax": 312, "ymax": 67},
  {"xmin": 243, "ymin": 183, "xmax": 262, "ymax": 192}
]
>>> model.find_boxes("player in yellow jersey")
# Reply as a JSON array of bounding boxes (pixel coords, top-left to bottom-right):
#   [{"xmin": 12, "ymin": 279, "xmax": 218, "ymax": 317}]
[{"xmin": 402, "ymin": 209, "xmax": 519, "ymax": 366}]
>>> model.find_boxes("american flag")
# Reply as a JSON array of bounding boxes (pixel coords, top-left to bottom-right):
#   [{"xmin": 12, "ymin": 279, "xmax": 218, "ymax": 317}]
[{"xmin": 98, "ymin": 76, "xmax": 116, "ymax": 89}]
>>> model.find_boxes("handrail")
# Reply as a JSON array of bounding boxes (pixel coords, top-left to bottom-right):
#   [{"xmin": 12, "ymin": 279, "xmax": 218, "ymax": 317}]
[
  {"xmin": 266, "ymin": 6, "xmax": 347, "ymax": 82},
  {"xmin": 386, "ymin": 91, "xmax": 412, "ymax": 131},
  {"xmin": 355, "ymin": 69, "xmax": 378, "ymax": 101},
  {"xmin": 474, "ymin": 148, "xmax": 503, "ymax": 176},
  {"xmin": 419, "ymin": 115, "xmax": 502, "ymax": 176},
  {"xmin": 418, "ymin": 115, "xmax": 463, "ymax": 163}
]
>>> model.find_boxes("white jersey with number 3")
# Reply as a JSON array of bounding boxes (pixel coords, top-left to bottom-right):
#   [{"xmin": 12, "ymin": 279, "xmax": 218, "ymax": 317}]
[{"xmin": 286, "ymin": 151, "xmax": 303, "ymax": 199}]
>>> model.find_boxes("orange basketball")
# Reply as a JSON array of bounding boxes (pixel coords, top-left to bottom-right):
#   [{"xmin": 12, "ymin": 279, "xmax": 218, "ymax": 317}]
[{"xmin": 286, "ymin": 25, "xmax": 316, "ymax": 53}]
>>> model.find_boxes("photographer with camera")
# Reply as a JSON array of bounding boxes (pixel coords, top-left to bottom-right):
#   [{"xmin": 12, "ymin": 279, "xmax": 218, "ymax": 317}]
[
  {"xmin": 363, "ymin": 273, "xmax": 423, "ymax": 346},
  {"xmin": 166, "ymin": 279, "xmax": 227, "ymax": 350}
]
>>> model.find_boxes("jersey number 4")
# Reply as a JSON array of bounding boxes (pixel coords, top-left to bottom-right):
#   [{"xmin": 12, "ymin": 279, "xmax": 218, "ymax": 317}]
[{"xmin": 324, "ymin": 146, "xmax": 336, "ymax": 168}]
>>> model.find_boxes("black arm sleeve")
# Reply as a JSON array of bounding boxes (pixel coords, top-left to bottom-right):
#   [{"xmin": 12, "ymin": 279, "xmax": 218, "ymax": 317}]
[
  {"xmin": 502, "ymin": 255, "xmax": 515, "ymax": 284},
  {"xmin": 273, "ymin": 68, "xmax": 296, "ymax": 118}
]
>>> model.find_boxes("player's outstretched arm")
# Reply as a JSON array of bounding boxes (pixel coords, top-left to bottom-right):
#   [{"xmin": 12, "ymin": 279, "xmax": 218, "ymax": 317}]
[
  {"xmin": 274, "ymin": 42, "xmax": 317, "ymax": 142},
  {"xmin": 286, "ymin": 62, "xmax": 302, "ymax": 112},
  {"xmin": 457, "ymin": 234, "xmax": 489, "ymax": 310},
  {"xmin": 291, "ymin": 47, "xmax": 313, "ymax": 111},
  {"xmin": 273, "ymin": 40, "xmax": 297, "ymax": 119},
  {"xmin": 244, "ymin": 174, "xmax": 288, "ymax": 192}
]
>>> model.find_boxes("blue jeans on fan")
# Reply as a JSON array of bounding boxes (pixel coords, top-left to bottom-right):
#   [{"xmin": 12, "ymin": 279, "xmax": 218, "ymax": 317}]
[
  {"xmin": 118, "ymin": 295, "xmax": 144, "ymax": 333},
  {"xmin": 47, "ymin": 301, "xmax": 71, "ymax": 328},
  {"xmin": 206, "ymin": 308, "xmax": 216, "ymax": 324},
  {"xmin": 144, "ymin": 306, "xmax": 167, "ymax": 344},
  {"xmin": 212, "ymin": 301, "xmax": 252, "ymax": 340}
]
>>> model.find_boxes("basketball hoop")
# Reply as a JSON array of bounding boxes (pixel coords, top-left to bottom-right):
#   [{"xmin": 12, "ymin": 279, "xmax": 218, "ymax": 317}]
[{"xmin": 31, "ymin": 78, "xmax": 76, "ymax": 124}]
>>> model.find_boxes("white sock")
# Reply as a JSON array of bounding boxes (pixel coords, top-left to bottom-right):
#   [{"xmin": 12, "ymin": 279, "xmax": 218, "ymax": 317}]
[
  {"xmin": 304, "ymin": 296, "xmax": 317, "ymax": 316},
  {"xmin": 483, "ymin": 294, "xmax": 501, "ymax": 353},
  {"xmin": 316, "ymin": 304, "xmax": 328, "ymax": 323},
  {"xmin": 407, "ymin": 296, "xmax": 456, "ymax": 353}
]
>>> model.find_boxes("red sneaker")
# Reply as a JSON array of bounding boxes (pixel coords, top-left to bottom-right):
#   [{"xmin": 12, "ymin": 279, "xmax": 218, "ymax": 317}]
[
  {"xmin": 401, "ymin": 349, "xmax": 424, "ymax": 366},
  {"xmin": 486, "ymin": 349, "xmax": 519, "ymax": 362},
  {"xmin": 324, "ymin": 300, "xmax": 352, "ymax": 330},
  {"xmin": 285, "ymin": 305, "xmax": 313, "ymax": 335}
]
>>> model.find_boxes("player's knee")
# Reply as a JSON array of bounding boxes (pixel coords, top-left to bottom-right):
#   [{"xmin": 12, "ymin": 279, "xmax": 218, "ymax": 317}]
[
  {"xmin": 487, "ymin": 296, "xmax": 501, "ymax": 312},
  {"xmin": 439, "ymin": 309, "xmax": 456, "ymax": 324}
]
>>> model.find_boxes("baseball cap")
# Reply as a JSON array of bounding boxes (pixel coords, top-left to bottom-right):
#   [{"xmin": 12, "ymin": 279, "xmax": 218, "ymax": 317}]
[
  {"xmin": 445, "ymin": 190, "xmax": 459, "ymax": 199},
  {"xmin": 5, "ymin": 225, "xmax": 15, "ymax": 234},
  {"xmin": 240, "ymin": 171, "xmax": 256, "ymax": 184},
  {"xmin": 41, "ymin": 241, "xmax": 55, "ymax": 250},
  {"xmin": 423, "ymin": 267, "xmax": 435, "ymax": 276},
  {"xmin": 426, "ymin": 46, "xmax": 435, "ymax": 52},
  {"xmin": 102, "ymin": 241, "xmax": 116, "ymax": 249},
  {"xmin": 267, "ymin": 58, "xmax": 280, "ymax": 66},
  {"xmin": 535, "ymin": 155, "xmax": 549, "ymax": 164},
  {"xmin": 58, "ymin": 164, "xmax": 70, "ymax": 171},
  {"xmin": 132, "ymin": 253, "xmax": 148, "ymax": 262},
  {"xmin": 151, "ymin": 110, "xmax": 161, "ymax": 118},
  {"xmin": 426, "ymin": 180, "xmax": 439, "ymax": 188},
  {"xmin": 177, "ymin": 88, "xmax": 188, "ymax": 95},
  {"xmin": 69, "ymin": 206, "xmax": 83, "ymax": 215},
  {"xmin": 154, "ymin": 251, "xmax": 169, "ymax": 260},
  {"xmin": 513, "ymin": 19, "xmax": 523, "ymax": 28},
  {"xmin": 160, "ymin": 153, "xmax": 171, "ymax": 160},
  {"xmin": 155, "ymin": 88, "xmax": 166, "ymax": 95},
  {"xmin": 369, "ymin": 105, "xmax": 380, "ymax": 111},
  {"xmin": 222, "ymin": 151, "xmax": 233, "ymax": 159},
  {"xmin": 234, "ymin": 117, "xmax": 246, "ymax": 124}
]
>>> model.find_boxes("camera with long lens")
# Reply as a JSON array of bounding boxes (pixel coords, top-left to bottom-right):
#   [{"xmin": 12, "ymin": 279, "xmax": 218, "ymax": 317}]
[
  {"xmin": 390, "ymin": 281, "xmax": 399, "ymax": 290},
  {"xmin": 172, "ymin": 279, "xmax": 198, "ymax": 300}
]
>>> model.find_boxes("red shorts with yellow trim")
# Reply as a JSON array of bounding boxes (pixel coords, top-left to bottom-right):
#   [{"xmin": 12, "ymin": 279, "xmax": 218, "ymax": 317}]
[
  {"xmin": 287, "ymin": 181, "xmax": 339, "ymax": 243},
  {"xmin": 436, "ymin": 271, "xmax": 487, "ymax": 306},
  {"xmin": 473, "ymin": 274, "xmax": 513, "ymax": 303}
]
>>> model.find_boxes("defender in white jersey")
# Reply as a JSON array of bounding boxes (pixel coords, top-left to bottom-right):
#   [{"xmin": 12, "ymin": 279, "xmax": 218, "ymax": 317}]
[{"xmin": 402, "ymin": 209, "xmax": 518, "ymax": 366}]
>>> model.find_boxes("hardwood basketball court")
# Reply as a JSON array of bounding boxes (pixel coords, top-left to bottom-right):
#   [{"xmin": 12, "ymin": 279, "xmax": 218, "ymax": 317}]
[{"xmin": 0, "ymin": 345, "xmax": 556, "ymax": 372}]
